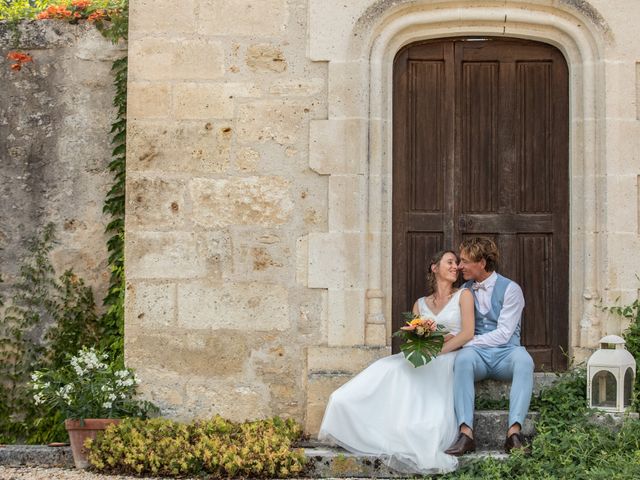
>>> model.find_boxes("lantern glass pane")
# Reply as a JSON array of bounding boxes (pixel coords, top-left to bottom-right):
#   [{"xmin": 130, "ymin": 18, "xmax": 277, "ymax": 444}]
[
  {"xmin": 591, "ymin": 370, "xmax": 617, "ymax": 408},
  {"xmin": 624, "ymin": 367, "xmax": 634, "ymax": 408}
]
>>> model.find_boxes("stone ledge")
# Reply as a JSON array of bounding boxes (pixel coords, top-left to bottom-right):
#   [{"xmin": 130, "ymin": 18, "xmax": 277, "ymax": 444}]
[
  {"xmin": 301, "ymin": 445, "xmax": 508, "ymax": 477},
  {"xmin": 0, "ymin": 445, "xmax": 73, "ymax": 468}
]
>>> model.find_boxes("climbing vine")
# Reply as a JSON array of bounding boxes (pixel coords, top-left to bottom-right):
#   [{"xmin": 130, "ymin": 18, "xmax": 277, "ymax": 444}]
[{"xmin": 101, "ymin": 53, "xmax": 127, "ymax": 362}]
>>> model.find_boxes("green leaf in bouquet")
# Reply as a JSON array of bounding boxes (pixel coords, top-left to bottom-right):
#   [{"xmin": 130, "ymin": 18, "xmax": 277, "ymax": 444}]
[
  {"xmin": 398, "ymin": 334, "xmax": 445, "ymax": 368},
  {"xmin": 402, "ymin": 311, "xmax": 417, "ymax": 321}
]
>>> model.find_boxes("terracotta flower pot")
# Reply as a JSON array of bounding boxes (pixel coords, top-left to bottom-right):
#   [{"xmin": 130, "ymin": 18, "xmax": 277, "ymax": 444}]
[{"xmin": 64, "ymin": 418, "xmax": 120, "ymax": 469}]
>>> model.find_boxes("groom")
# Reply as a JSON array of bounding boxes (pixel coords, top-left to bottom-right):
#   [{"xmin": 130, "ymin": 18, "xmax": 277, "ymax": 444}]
[{"xmin": 445, "ymin": 237, "xmax": 534, "ymax": 455}]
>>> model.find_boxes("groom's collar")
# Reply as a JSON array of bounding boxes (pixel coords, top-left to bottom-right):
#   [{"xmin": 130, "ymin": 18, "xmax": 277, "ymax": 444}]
[{"xmin": 475, "ymin": 271, "xmax": 497, "ymax": 290}]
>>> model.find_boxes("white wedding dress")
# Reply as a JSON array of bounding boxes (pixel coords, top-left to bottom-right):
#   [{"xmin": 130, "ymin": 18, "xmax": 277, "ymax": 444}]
[{"xmin": 318, "ymin": 289, "xmax": 464, "ymax": 474}]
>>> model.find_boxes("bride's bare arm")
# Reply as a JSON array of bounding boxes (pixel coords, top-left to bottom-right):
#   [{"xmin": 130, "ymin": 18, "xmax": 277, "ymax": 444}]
[
  {"xmin": 412, "ymin": 300, "xmax": 420, "ymax": 316},
  {"xmin": 439, "ymin": 289, "xmax": 475, "ymax": 354}
]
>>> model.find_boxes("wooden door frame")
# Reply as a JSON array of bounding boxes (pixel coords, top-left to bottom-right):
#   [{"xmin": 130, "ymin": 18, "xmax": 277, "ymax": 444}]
[{"xmin": 305, "ymin": 4, "xmax": 606, "ymax": 360}]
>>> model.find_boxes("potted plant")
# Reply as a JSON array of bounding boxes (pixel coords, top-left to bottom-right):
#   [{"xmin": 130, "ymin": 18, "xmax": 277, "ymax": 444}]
[{"xmin": 31, "ymin": 347, "xmax": 157, "ymax": 468}]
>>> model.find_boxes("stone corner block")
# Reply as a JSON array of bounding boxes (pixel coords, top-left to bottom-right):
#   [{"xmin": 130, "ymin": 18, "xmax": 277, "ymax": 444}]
[
  {"xmin": 125, "ymin": 281, "xmax": 177, "ymax": 329},
  {"xmin": 307, "ymin": 345, "xmax": 390, "ymax": 374},
  {"xmin": 189, "ymin": 176, "xmax": 293, "ymax": 228},
  {"xmin": 198, "ymin": 0, "xmax": 289, "ymax": 36},
  {"xmin": 128, "ymin": 82, "xmax": 170, "ymax": 119},
  {"xmin": 305, "ymin": 374, "xmax": 350, "ymax": 435},
  {"xmin": 309, "ymin": 119, "xmax": 366, "ymax": 175},
  {"xmin": 178, "ymin": 281, "xmax": 290, "ymax": 331},
  {"xmin": 308, "ymin": 233, "xmax": 365, "ymax": 289},
  {"xmin": 126, "ymin": 231, "xmax": 208, "ymax": 279},
  {"xmin": 327, "ymin": 289, "xmax": 365, "ymax": 346},
  {"xmin": 365, "ymin": 323, "xmax": 387, "ymax": 346}
]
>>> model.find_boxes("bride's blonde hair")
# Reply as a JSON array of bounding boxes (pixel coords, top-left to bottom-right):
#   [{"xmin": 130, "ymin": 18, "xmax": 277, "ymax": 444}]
[{"xmin": 426, "ymin": 250, "xmax": 459, "ymax": 295}]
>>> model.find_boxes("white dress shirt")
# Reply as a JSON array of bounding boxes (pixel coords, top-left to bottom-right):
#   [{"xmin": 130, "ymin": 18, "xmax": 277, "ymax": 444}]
[{"xmin": 464, "ymin": 271, "xmax": 526, "ymax": 348}]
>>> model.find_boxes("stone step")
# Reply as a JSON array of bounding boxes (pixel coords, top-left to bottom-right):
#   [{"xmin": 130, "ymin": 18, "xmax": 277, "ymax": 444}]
[
  {"xmin": 306, "ymin": 410, "xmax": 538, "ymax": 451},
  {"xmin": 0, "ymin": 443, "xmax": 506, "ymax": 476},
  {"xmin": 0, "ymin": 445, "xmax": 73, "ymax": 468},
  {"xmin": 474, "ymin": 410, "xmax": 537, "ymax": 449},
  {"xmin": 302, "ymin": 446, "xmax": 507, "ymax": 477},
  {"xmin": 475, "ymin": 372, "xmax": 558, "ymax": 402}
]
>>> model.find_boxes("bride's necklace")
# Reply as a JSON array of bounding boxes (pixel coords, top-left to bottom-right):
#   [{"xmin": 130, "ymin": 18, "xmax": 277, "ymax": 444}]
[{"xmin": 429, "ymin": 290, "xmax": 455, "ymax": 310}]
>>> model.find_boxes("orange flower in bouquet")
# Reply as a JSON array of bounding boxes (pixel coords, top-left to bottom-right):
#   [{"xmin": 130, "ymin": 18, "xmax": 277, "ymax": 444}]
[{"xmin": 393, "ymin": 312, "xmax": 448, "ymax": 367}]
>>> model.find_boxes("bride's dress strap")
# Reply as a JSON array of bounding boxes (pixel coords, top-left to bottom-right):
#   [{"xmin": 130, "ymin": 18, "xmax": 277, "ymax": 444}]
[{"xmin": 417, "ymin": 296, "xmax": 430, "ymax": 316}]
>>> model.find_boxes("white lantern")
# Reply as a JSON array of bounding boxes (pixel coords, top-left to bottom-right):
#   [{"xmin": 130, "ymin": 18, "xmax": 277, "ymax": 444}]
[{"xmin": 587, "ymin": 335, "xmax": 636, "ymax": 412}]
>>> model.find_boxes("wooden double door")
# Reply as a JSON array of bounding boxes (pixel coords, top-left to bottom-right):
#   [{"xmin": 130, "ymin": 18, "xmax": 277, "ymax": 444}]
[{"xmin": 392, "ymin": 38, "xmax": 569, "ymax": 370}]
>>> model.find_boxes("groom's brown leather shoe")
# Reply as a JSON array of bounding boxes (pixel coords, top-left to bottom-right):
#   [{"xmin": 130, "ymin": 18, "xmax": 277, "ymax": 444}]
[
  {"xmin": 444, "ymin": 433, "xmax": 476, "ymax": 456},
  {"xmin": 504, "ymin": 432, "xmax": 527, "ymax": 454}
]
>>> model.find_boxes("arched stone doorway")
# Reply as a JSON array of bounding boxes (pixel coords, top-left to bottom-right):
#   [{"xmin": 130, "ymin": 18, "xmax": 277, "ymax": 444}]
[{"xmin": 391, "ymin": 38, "xmax": 569, "ymax": 370}]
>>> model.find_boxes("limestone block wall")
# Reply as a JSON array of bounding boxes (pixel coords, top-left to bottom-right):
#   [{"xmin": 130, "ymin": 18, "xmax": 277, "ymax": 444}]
[
  {"xmin": 126, "ymin": 0, "xmax": 640, "ymax": 433},
  {"xmin": 125, "ymin": 0, "xmax": 336, "ymax": 423},
  {"xmin": 0, "ymin": 21, "xmax": 124, "ymax": 306}
]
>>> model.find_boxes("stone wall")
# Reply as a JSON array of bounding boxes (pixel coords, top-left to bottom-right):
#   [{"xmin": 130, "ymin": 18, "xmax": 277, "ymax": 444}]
[
  {"xmin": 0, "ymin": 21, "xmax": 124, "ymax": 305},
  {"xmin": 126, "ymin": 0, "xmax": 640, "ymax": 434},
  {"xmin": 125, "ymin": 0, "xmax": 337, "ymax": 424}
]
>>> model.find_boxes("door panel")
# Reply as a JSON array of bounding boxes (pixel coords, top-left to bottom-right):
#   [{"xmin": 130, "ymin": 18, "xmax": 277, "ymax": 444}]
[{"xmin": 392, "ymin": 38, "xmax": 569, "ymax": 370}]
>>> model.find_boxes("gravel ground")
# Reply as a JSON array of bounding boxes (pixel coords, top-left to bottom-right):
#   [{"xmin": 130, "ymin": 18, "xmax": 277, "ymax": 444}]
[
  {"xmin": 0, "ymin": 466, "xmax": 184, "ymax": 479},
  {"xmin": 0, "ymin": 468, "xmax": 341, "ymax": 480}
]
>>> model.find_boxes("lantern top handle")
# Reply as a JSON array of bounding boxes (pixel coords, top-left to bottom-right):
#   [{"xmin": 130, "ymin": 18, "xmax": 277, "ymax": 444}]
[{"xmin": 599, "ymin": 335, "xmax": 626, "ymax": 349}]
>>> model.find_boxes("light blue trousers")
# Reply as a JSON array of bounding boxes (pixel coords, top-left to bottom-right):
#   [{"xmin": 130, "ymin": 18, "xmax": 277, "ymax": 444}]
[{"xmin": 453, "ymin": 346, "xmax": 534, "ymax": 430}]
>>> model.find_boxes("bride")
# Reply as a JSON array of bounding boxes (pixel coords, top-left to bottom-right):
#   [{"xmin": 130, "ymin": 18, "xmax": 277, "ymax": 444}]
[{"xmin": 318, "ymin": 250, "xmax": 475, "ymax": 474}]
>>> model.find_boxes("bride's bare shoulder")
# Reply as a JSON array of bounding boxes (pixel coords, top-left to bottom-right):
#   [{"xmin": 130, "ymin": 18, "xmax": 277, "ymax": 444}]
[{"xmin": 458, "ymin": 288, "xmax": 473, "ymax": 301}]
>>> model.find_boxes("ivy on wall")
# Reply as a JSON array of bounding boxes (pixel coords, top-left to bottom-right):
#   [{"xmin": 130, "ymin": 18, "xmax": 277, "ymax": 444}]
[{"xmin": 102, "ymin": 53, "xmax": 127, "ymax": 362}]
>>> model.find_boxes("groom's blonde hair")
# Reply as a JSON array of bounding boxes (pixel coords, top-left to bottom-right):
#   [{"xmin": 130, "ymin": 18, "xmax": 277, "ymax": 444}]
[{"xmin": 459, "ymin": 237, "xmax": 500, "ymax": 272}]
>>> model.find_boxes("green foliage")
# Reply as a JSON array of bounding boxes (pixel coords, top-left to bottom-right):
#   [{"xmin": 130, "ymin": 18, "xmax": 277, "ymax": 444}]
[
  {"xmin": 0, "ymin": 0, "xmax": 49, "ymax": 21},
  {"xmin": 603, "ymin": 296, "xmax": 640, "ymax": 410},
  {"xmin": 100, "ymin": 54, "xmax": 127, "ymax": 364},
  {"xmin": 86, "ymin": 416, "xmax": 306, "ymax": 478},
  {"xmin": 444, "ymin": 367, "xmax": 640, "ymax": 479},
  {"xmin": 393, "ymin": 312, "xmax": 446, "ymax": 367},
  {"xmin": 0, "ymin": 224, "xmax": 103, "ymax": 443},
  {"xmin": 91, "ymin": 0, "xmax": 127, "ymax": 43}
]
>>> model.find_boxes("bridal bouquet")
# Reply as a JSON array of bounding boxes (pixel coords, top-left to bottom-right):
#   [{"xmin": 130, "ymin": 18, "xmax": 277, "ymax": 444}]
[{"xmin": 393, "ymin": 313, "xmax": 448, "ymax": 368}]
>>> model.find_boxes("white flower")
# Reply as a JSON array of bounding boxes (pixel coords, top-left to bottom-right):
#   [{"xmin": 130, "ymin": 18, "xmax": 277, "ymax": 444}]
[
  {"xmin": 58, "ymin": 384, "xmax": 74, "ymax": 402},
  {"xmin": 33, "ymin": 393, "xmax": 44, "ymax": 405},
  {"xmin": 102, "ymin": 401, "xmax": 112, "ymax": 409},
  {"xmin": 31, "ymin": 372, "xmax": 40, "ymax": 381},
  {"xmin": 108, "ymin": 393, "xmax": 117, "ymax": 401}
]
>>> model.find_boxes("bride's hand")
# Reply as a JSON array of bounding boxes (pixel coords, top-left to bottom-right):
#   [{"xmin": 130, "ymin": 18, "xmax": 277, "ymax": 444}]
[{"xmin": 443, "ymin": 334, "xmax": 454, "ymax": 343}]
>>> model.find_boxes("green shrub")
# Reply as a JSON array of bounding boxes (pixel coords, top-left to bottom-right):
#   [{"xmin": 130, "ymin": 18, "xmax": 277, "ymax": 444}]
[
  {"xmin": 86, "ymin": 416, "xmax": 306, "ymax": 478},
  {"xmin": 0, "ymin": 0, "xmax": 49, "ymax": 21}
]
